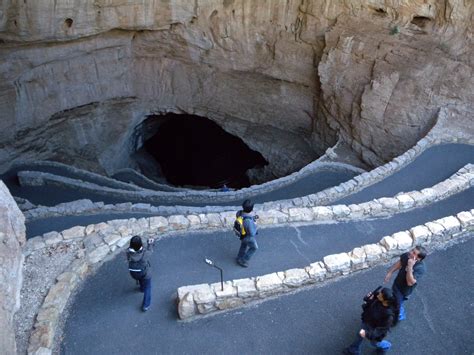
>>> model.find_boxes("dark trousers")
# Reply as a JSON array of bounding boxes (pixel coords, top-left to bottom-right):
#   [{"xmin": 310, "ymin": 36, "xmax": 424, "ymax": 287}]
[{"xmin": 139, "ymin": 278, "xmax": 151, "ymax": 309}]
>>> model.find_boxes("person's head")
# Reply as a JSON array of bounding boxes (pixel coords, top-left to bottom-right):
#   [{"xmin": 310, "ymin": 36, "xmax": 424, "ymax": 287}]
[
  {"xmin": 409, "ymin": 245, "xmax": 427, "ymax": 261},
  {"xmin": 377, "ymin": 287, "xmax": 400, "ymax": 326},
  {"xmin": 130, "ymin": 236, "xmax": 143, "ymax": 252},
  {"xmin": 242, "ymin": 199, "xmax": 254, "ymax": 213}
]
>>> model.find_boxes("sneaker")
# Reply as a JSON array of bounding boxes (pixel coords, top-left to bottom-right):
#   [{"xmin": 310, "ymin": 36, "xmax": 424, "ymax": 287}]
[
  {"xmin": 376, "ymin": 340, "xmax": 391, "ymax": 351},
  {"xmin": 142, "ymin": 306, "xmax": 149, "ymax": 312},
  {"xmin": 237, "ymin": 259, "xmax": 248, "ymax": 268}
]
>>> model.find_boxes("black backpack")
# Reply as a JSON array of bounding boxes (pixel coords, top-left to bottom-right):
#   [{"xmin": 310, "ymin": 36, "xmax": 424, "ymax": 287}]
[{"xmin": 128, "ymin": 252, "xmax": 149, "ymax": 280}]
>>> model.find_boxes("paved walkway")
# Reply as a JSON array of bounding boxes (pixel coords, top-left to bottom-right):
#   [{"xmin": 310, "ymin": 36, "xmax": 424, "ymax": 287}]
[
  {"xmin": 13, "ymin": 143, "xmax": 474, "ymax": 354},
  {"xmin": 61, "ymin": 238, "xmax": 474, "ymax": 354}
]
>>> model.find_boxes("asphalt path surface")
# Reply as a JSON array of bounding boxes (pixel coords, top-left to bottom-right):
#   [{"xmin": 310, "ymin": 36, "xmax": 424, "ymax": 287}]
[
  {"xmin": 60, "ymin": 186, "xmax": 473, "ymax": 354},
  {"xmin": 61, "ymin": 234, "xmax": 474, "ymax": 354},
  {"xmin": 12, "ymin": 143, "xmax": 474, "ymax": 353},
  {"xmin": 2, "ymin": 168, "xmax": 357, "ymax": 207},
  {"xmin": 335, "ymin": 144, "xmax": 474, "ymax": 205}
]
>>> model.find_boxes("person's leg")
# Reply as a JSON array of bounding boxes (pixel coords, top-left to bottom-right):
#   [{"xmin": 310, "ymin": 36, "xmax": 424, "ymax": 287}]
[
  {"xmin": 343, "ymin": 331, "xmax": 364, "ymax": 354},
  {"xmin": 242, "ymin": 237, "xmax": 258, "ymax": 262},
  {"xmin": 237, "ymin": 239, "xmax": 248, "ymax": 261},
  {"xmin": 392, "ymin": 285, "xmax": 406, "ymax": 320},
  {"xmin": 141, "ymin": 278, "xmax": 152, "ymax": 311}
]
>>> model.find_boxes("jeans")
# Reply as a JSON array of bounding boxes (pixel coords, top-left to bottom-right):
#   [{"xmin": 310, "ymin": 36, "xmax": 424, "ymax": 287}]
[
  {"xmin": 392, "ymin": 284, "xmax": 406, "ymax": 320},
  {"xmin": 345, "ymin": 323, "xmax": 391, "ymax": 354},
  {"xmin": 237, "ymin": 236, "xmax": 258, "ymax": 262},
  {"xmin": 139, "ymin": 278, "xmax": 152, "ymax": 309}
]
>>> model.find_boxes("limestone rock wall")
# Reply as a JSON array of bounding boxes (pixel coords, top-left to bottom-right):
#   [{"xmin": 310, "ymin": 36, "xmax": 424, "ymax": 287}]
[
  {"xmin": 0, "ymin": 181, "xmax": 26, "ymax": 354},
  {"xmin": 0, "ymin": 0, "xmax": 472, "ymax": 175}
]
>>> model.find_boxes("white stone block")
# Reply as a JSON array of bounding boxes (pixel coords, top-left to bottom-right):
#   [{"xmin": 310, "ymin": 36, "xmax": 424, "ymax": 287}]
[
  {"xmin": 312, "ymin": 206, "xmax": 333, "ymax": 220},
  {"xmin": 211, "ymin": 281, "xmax": 237, "ymax": 299},
  {"xmin": 178, "ymin": 293, "xmax": 196, "ymax": 319},
  {"xmin": 233, "ymin": 278, "xmax": 257, "ymax": 298},
  {"xmin": 436, "ymin": 216, "xmax": 461, "ymax": 234},
  {"xmin": 256, "ymin": 273, "xmax": 284, "ymax": 293},
  {"xmin": 380, "ymin": 236, "xmax": 398, "ymax": 251},
  {"xmin": 392, "ymin": 231, "xmax": 413, "ymax": 250},
  {"xmin": 332, "ymin": 205, "xmax": 351, "ymax": 219},
  {"xmin": 193, "ymin": 284, "xmax": 216, "ymax": 304},
  {"xmin": 61, "ymin": 226, "xmax": 85, "ymax": 240},
  {"xmin": 177, "ymin": 284, "xmax": 208, "ymax": 300},
  {"xmin": 87, "ymin": 244, "xmax": 110, "ymax": 264},
  {"xmin": 258, "ymin": 210, "xmax": 288, "ymax": 224},
  {"xmin": 420, "ymin": 188, "xmax": 437, "ymax": 202},
  {"xmin": 410, "ymin": 225, "xmax": 431, "ymax": 245},
  {"xmin": 149, "ymin": 216, "xmax": 168, "ymax": 231},
  {"xmin": 168, "ymin": 215, "xmax": 190, "ymax": 230},
  {"xmin": 323, "ymin": 253, "xmax": 351, "ymax": 274},
  {"xmin": 350, "ymin": 247, "xmax": 367, "ymax": 270},
  {"xmin": 288, "ymin": 207, "xmax": 314, "ymax": 222},
  {"xmin": 283, "ymin": 268, "xmax": 310, "ymax": 287},
  {"xmin": 363, "ymin": 244, "xmax": 385, "ymax": 263},
  {"xmin": 425, "ymin": 221, "xmax": 445, "ymax": 240},
  {"xmin": 378, "ymin": 197, "xmax": 399, "ymax": 211},
  {"xmin": 305, "ymin": 262, "xmax": 326, "ymax": 281},
  {"xmin": 456, "ymin": 211, "xmax": 474, "ymax": 226},
  {"xmin": 103, "ymin": 233, "xmax": 122, "ymax": 246},
  {"xmin": 43, "ymin": 231, "xmax": 62, "ymax": 245},
  {"xmin": 348, "ymin": 204, "xmax": 364, "ymax": 219},
  {"xmin": 396, "ymin": 194, "xmax": 415, "ymax": 209},
  {"xmin": 206, "ymin": 213, "xmax": 222, "ymax": 227}
]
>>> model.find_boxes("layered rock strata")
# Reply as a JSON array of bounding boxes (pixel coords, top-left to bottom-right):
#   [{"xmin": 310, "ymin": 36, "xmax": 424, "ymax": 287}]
[
  {"xmin": 0, "ymin": 181, "xmax": 26, "ymax": 354},
  {"xmin": 1, "ymin": 1, "xmax": 472, "ymax": 179}
]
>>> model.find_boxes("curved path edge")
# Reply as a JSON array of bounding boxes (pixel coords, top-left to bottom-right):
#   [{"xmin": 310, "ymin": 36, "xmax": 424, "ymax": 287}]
[{"xmin": 26, "ymin": 209, "xmax": 474, "ymax": 354}]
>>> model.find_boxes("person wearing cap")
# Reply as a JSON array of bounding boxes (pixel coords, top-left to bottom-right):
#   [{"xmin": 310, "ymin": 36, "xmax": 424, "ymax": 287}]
[
  {"xmin": 126, "ymin": 236, "xmax": 154, "ymax": 312},
  {"xmin": 236, "ymin": 199, "xmax": 258, "ymax": 267}
]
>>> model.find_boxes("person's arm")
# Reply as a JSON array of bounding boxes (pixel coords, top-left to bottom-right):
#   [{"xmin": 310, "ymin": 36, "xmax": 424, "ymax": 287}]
[
  {"xmin": 244, "ymin": 218, "xmax": 257, "ymax": 237},
  {"xmin": 405, "ymin": 257, "xmax": 418, "ymax": 286},
  {"xmin": 384, "ymin": 260, "xmax": 402, "ymax": 283}
]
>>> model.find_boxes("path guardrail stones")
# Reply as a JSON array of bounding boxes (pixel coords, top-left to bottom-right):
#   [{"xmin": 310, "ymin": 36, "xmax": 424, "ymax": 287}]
[{"xmin": 176, "ymin": 210, "xmax": 474, "ymax": 320}]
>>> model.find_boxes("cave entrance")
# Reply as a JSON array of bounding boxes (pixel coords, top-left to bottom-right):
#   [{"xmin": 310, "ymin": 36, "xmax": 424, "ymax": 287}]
[{"xmin": 142, "ymin": 113, "xmax": 267, "ymax": 189}]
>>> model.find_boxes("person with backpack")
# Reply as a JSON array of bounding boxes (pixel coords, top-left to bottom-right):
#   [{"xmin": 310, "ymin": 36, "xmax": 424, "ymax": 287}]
[
  {"xmin": 343, "ymin": 287, "xmax": 400, "ymax": 354},
  {"xmin": 127, "ymin": 236, "xmax": 154, "ymax": 312},
  {"xmin": 235, "ymin": 199, "xmax": 258, "ymax": 268}
]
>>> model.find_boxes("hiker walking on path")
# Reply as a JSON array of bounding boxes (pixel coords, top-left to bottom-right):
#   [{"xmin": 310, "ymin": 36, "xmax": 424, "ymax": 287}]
[
  {"xmin": 384, "ymin": 246, "xmax": 427, "ymax": 321},
  {"xmin": 127, "ymin": 236, "xmax": 155, "ymax": 312},
  {"xmin": 235, "ymin": 199, "xmax": 258, "ymax": 268},
  {"xmin": 343, "ymin": 287, "xmax": 400, "ymax": 354}
]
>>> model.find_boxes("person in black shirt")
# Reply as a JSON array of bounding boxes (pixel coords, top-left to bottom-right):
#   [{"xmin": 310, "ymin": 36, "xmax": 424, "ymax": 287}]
[
  {"xmin": 343, "ymin": 287, "xmax": 400, "ymax": 354},
  {"xmin": 384, "ymin": 246, "xmax": 427, "ymax": 320}
]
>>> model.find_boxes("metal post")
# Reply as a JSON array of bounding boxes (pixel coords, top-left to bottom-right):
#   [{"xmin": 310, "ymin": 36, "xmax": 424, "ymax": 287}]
[{"xmin": 204, "ymin": 258, "xmax": 224, "ymax": 291}]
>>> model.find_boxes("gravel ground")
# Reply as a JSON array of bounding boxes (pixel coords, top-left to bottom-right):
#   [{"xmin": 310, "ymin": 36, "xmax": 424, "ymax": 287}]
[{"xmin": 14, "ymin": 242, "xmax": 83, "ymax": 355}]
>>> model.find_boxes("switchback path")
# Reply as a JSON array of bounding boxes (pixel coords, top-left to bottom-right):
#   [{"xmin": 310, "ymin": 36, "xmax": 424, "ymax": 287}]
[{"xmin": 16, "ymin": 143, "xmax": 474, "ymax": 354}]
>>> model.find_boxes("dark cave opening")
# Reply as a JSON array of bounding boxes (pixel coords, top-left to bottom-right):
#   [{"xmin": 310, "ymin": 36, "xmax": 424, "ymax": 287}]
[{"xmin": 143, "ymin": 114, "xmax": 268, "ymax": 189}]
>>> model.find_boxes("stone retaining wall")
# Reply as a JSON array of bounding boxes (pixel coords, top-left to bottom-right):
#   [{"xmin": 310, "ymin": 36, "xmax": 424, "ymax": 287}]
[
  {"xmin": 26, "ymin": 206, "xmax": 474, "ymax": 354},
  {"xmin": 18, "ymin": 161, "xmax": 363, "ymax": 209},
  {"xmin": 23, "ymin": 163, "xmax": 474, "ymax": 232},
  {"xmin": 21, "ymin": 134, "xmax": 474, "ymax": 222},
  {"xmin": 176, "ymin": 210, "xmax": 474, "ymax": 320},
  {"xmin": 0, "ymin": 182, "xmax": 26, "ymax": 354},
  {"xmin": 22, "ymin": 163, "xmax": 474, "ymax": 353}
]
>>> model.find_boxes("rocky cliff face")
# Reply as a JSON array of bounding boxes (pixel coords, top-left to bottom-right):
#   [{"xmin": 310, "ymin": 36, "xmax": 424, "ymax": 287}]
[
  {"xmin": 0, "ymin": 0, "xmax": 472, "ymax": 176},
  {"xmin": 0, "ymin": 181, "xmax": 25, "ymax": 354}
]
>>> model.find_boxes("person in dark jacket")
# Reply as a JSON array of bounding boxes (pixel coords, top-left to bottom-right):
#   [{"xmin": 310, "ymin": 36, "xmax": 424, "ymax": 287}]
[
  {"xmin": 126, "ymin": 236, "xmax": 154, "ymax": 312},
  {"xmin": 343, "ymin": 287, "xmax": 400, "ymax": 354},
  {"xmin": 236, "ymin": 199, "xmax": 258, "ymax": 268},
  {"xmin": 384, "ymin": 246, "xmax": 427, "ymax": 320}
]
